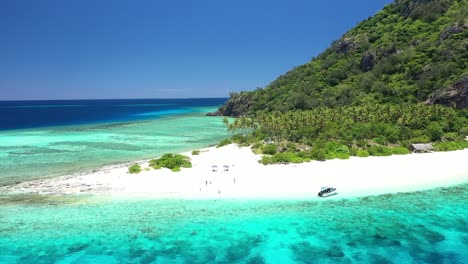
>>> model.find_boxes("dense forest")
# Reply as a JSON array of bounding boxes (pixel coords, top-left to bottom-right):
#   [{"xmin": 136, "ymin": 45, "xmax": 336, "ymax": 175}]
[
  {"xmin": 212, "ymin": 0, "xmax": 468, "ymax": 163},
  {"xmin": 213, "ymin": 0, "xmax": 467, "ymax": 116},
  {"xmin": 220, "ymin": 104, "xmax": 468, "ymax": 163}
]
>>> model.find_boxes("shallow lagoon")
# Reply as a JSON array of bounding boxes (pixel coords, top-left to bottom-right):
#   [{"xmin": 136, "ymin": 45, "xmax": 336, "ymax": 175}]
[
  {"xmin": 0, "ymin": 106, "xmax": 227, "ymax": 185},
  {"xmin": 1, "ymin": 184, "xmax": 467, "ymax": 263}
]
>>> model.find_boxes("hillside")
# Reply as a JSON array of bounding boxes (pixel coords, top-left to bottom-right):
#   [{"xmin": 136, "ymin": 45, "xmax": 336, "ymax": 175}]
[{"xmin": 213, "ymin": 0, "xmax": 467, "ymax": 116}]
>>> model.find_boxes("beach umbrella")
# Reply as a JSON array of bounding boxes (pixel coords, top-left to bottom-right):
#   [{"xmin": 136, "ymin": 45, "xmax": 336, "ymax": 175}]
[
  {"xmin": 223, "ymin": 165, "xmax": 229, "ymax": 171},
  {"xmin": 211, "ymin": 165, "xmax": 218, "ymax": 171}
]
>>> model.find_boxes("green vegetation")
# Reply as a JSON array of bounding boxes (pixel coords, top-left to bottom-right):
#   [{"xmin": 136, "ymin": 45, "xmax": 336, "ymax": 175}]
[
  {"xmin": 149, "ymin": 154, "xmax": 192, "ymax": 172},
  {"xmin": 191, "ymin": 150, "xmax": 200, "ymax": 155},
  {"xmin": 222, "ymin": 103, "xmax": 467, "ymax": 164},
  {"xmin": 128, "ymin": 164, "xmax": 142, "ymax": 174},
  {"xmin": 261, "ymin": 144, "xmax": 278, "ymax": 155},
  {"xmin": 217, "ymin": 138, "xmax": 232, "ymax": 148},
  {"xmin": 367, "ymin": 146, "xmax": 393, "ymax": 156},
  {"xmin": 216, "ymin": 0, "xmax": 467, "ymax": 116},
  {"xmin": 214, "ymin": 0, "xmax": 467, "ymax": 164},
  {"xmin": 356, "ymin": 150, "xmax": 370, "ymax": 157},
  {"xmin": 434, "ymin": 141, "xmax": 468, "ymax": 151},
  {"xmin": 391, "ymin": 146, "xmax": 411, "ymax": 155}
]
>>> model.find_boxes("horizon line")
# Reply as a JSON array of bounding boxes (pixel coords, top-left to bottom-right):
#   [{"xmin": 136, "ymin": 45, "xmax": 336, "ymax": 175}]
[{"xmin": 0, "ymin": 96, "xmax": 230, "ymax": 102}]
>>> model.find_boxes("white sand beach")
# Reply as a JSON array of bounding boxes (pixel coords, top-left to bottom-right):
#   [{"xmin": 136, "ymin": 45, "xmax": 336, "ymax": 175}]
[{"xmin": 2, "ymin": 144, "xmax": 467, "ymax": 200}]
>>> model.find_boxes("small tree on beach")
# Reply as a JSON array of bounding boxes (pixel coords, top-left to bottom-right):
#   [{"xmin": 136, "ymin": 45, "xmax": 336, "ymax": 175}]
[{"xmin": 128, "ymin": 164, "xmax": 142, "ymax": 174}]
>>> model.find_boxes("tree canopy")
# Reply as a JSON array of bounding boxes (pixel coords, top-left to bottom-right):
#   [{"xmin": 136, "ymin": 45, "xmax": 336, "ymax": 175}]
[{"xmin": 215, "ymin": 0, "xmax": 467, "ymax": 116}]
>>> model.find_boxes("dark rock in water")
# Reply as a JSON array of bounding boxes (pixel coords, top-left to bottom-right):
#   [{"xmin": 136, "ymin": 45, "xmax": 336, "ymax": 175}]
[
  {"xmin": 346, "ymin": 241, "xmax": 357, "ymax": 247},
  {"xmin": 247, "ymin": 256, "xmax": 266, "ymax": 264},
  {"xmin": 389, "ymin": 240, "xmax": 402, "ymax": 246},
  {"xmin": 462, "ymin": 236, "xmax": 468, "ymax": 245},
  {"xmin": 427, "ymin": 76, "xmax": 468, "ymax": 109},
  {"xmin": 129, "ymin": 248, "xmax": 146, "ymax": 258},
  {"xmin": 374, "ymin": 233, "xmax": 386, "ymax": 240},
  {"xmin": 360, "ymin": 51, "xmax": 375, "ymax": 72},
  {"xmin": 424, "ymin": 230, "xmax": 445, "ymax": 243},
  {"xmin": 205, "ymin": 111, "xmax": 221, "ymax": 116},
  {"xmin": 370, "ymin": 254, "xmax": 393, "ymax": 264},
  {"xmin": 67, "ymin": 243, "xmax": 88, "ymax": 253},
  {"xmin": 326, "ymin": 247, "xmax": 345, "ymax": 258},
  {"xmin": 140, "ymin": 253, "xmax": 157, "ymax": 264}
]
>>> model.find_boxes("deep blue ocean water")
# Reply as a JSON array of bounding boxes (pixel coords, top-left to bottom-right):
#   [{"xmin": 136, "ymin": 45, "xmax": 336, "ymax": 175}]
[{"xmin": 0, "ymin": 98, "xmax": 226, "ymax": 131}]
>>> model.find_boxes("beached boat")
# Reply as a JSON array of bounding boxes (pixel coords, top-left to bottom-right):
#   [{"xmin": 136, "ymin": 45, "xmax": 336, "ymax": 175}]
[{"xmin": 318, "ymin": 187, "xmax": 337, "ymax": 197}]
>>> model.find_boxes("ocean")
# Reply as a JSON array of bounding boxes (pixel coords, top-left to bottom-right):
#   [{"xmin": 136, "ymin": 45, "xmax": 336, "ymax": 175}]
[
  {"xmin": 0, "ymin": 98, "xmax": 467, "ymax": 263},
  {"xmin": 0, "ymin": 185, "xmax": 467, "ymax": 263},
  {"xmin": 0, "ymin": 98, "xmax": 228, "ymax": 185}
]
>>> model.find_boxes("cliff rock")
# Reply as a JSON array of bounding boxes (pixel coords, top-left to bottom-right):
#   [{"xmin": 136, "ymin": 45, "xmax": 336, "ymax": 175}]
[{"xmin": 428, "ymin": 76, "xmax": 468, "ymax": 109}]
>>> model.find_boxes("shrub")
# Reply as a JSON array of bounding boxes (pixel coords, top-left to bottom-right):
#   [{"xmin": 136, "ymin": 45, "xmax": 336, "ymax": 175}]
[
  {"xmin": 410, "ymin": 135, "xmax": 431, "ymax": 144},
  {"xmin": 286, "ymin": 142, "xmax": 297, "ymax": 152},
  {"xmin": 356, "ymin": 150, "xmax": 370, "ymax": 157},
  {"xmin": 272, "ymin": 152, "xmax": 297, "ymax": 163},
  {"xmin": 460, "ymin": 126, "xmax": 468, "ymax": 137},
  {"xmin": 310, "ymin": 148, "xmax": 327, "ymax": 161},
  {"xmin": 298, "ymin": 150, "xmax": 313, "ymax": 159},
  {"xmin": 442, "ymin": 132, "xmax": 461, "ymax": 141},
  {"xmin": 262, "ymin": 144, "xmax": 278, "ymax": 155},
  {"xmin": 374, "ymin": 137, "xmax": 389, "ymax": 145},
  {"xmin": 367, "ymin": 146, "xmax": 392, "ymax": 156},
  {"xmin": 259, "ymin": 156, "xmax": 275, "ymax": 165},
  {"xmin": 149, "ymin": 154, "xmax": 192, "ymax": 171},
  {"xmin": 325, "ymin": 152, "xmax": 337, "ymax": 160},
  {"xmin": 252, "ymin": 142, "xmax": 263, "ymax": 150},
  {"xmin": 323, "ymin": 143, "xmax": 350, "ymax": 159},
  {"xmin": 259, "ymin": 152, "xmax": 304, "ymax": 164},
  {"xmin": 290, "ymin": 157, "xmax": 304, "ymax": 163},
  {"xmin": 356, "ymin": 140, "xmax": 368, "ymax": 148},
  {"xmin": 433, "ymin": 141, "xmax": 468, "ymax": 151},
  {"xmin": 217, "ymin": 138, "xmax": 232, "ymax": 148},
  {"xmin": 335, "ymin": 152, "xmax": 350, "ymax": 159},
  {"xmin": 390, "ymin": 146, "xmax": 410, "ymax": 155},
  {"xmin": 231, "ymin": 134, "xmax": 257, "ymax": 146},
  {"xmin": 191, "ymin": 150, "xmax": 200, "ymax": 155},
  {"xmin": 128, "ymin": 164, "xmax": 142, "ymax": 174},
  {"xmin": 334, "ymin": 145, "xmax": 350, "ymax": 159},
  {"xmin": 172, "ymin": 167, "xmax": 181, "ymax": 172},
  {"xmin": 425, "ymin": 122, "xmax": 444, "ymax": 141}
]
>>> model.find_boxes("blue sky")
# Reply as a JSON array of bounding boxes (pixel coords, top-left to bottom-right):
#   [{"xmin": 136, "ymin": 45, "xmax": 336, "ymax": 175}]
[{"xmin": 1, "ymin": 0, "xmax": 393, "ymax": 100}]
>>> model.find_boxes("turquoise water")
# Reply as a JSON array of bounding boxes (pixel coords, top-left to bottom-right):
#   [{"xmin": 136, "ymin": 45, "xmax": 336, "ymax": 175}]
[
  {"xmin": 0, "ymin": 106, "xmax": 227, "ymax": 185},
  {"xmin": 0, "ymin": 185, "xmax": 467, "ymax": 263}
]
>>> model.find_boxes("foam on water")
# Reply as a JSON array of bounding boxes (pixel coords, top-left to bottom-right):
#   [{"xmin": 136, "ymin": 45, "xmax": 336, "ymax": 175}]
[{"xmin": 0, "ymin": 185, "xmax": 467, "ymax": 263}]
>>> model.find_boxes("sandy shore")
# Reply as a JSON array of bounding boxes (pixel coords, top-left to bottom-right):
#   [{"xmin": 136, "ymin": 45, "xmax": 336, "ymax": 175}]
[{"xmin": 1, "ymin": 144, "xmax": 467, "ymax": 200}]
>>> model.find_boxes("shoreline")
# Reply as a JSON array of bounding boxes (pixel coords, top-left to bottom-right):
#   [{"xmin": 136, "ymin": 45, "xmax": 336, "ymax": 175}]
[{"xmin": 1, "ymin": 144, "xmax": 467, "ymax": 201}]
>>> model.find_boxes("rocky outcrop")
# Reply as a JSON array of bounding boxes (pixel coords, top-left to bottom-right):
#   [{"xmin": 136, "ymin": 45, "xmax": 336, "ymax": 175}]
[
  {"xmin": 440, "ymin": 25, "xmax": 464, "ymax": 40},
  {"xmin": 427, "ymin": 76, "xmax": 468, "ymax": 109},
  {"xmin": 206, "ymin": 92, "xmax": 253, "ymax": 116},
  {"xmin": 360, "ymin": 51, "xmax": 375, "ymax": 72},
  {"xmin": 396, "ymin": 0, "xmax": 434, "ymax": 17},
  {"xmin": 334, "ymin": 38, "xmax": 357, "ymax": 54}
]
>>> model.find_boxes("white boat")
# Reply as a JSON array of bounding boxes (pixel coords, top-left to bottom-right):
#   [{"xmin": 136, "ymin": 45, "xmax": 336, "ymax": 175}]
[{"xmin": 318, "ymin": 186, "xmax": 337, "ymax": 197}]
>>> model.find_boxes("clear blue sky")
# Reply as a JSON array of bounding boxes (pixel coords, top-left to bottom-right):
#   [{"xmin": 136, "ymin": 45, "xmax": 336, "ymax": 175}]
[{"xmin": 1, "ymin": 0, "xmax": 393, "ymax": 100}]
